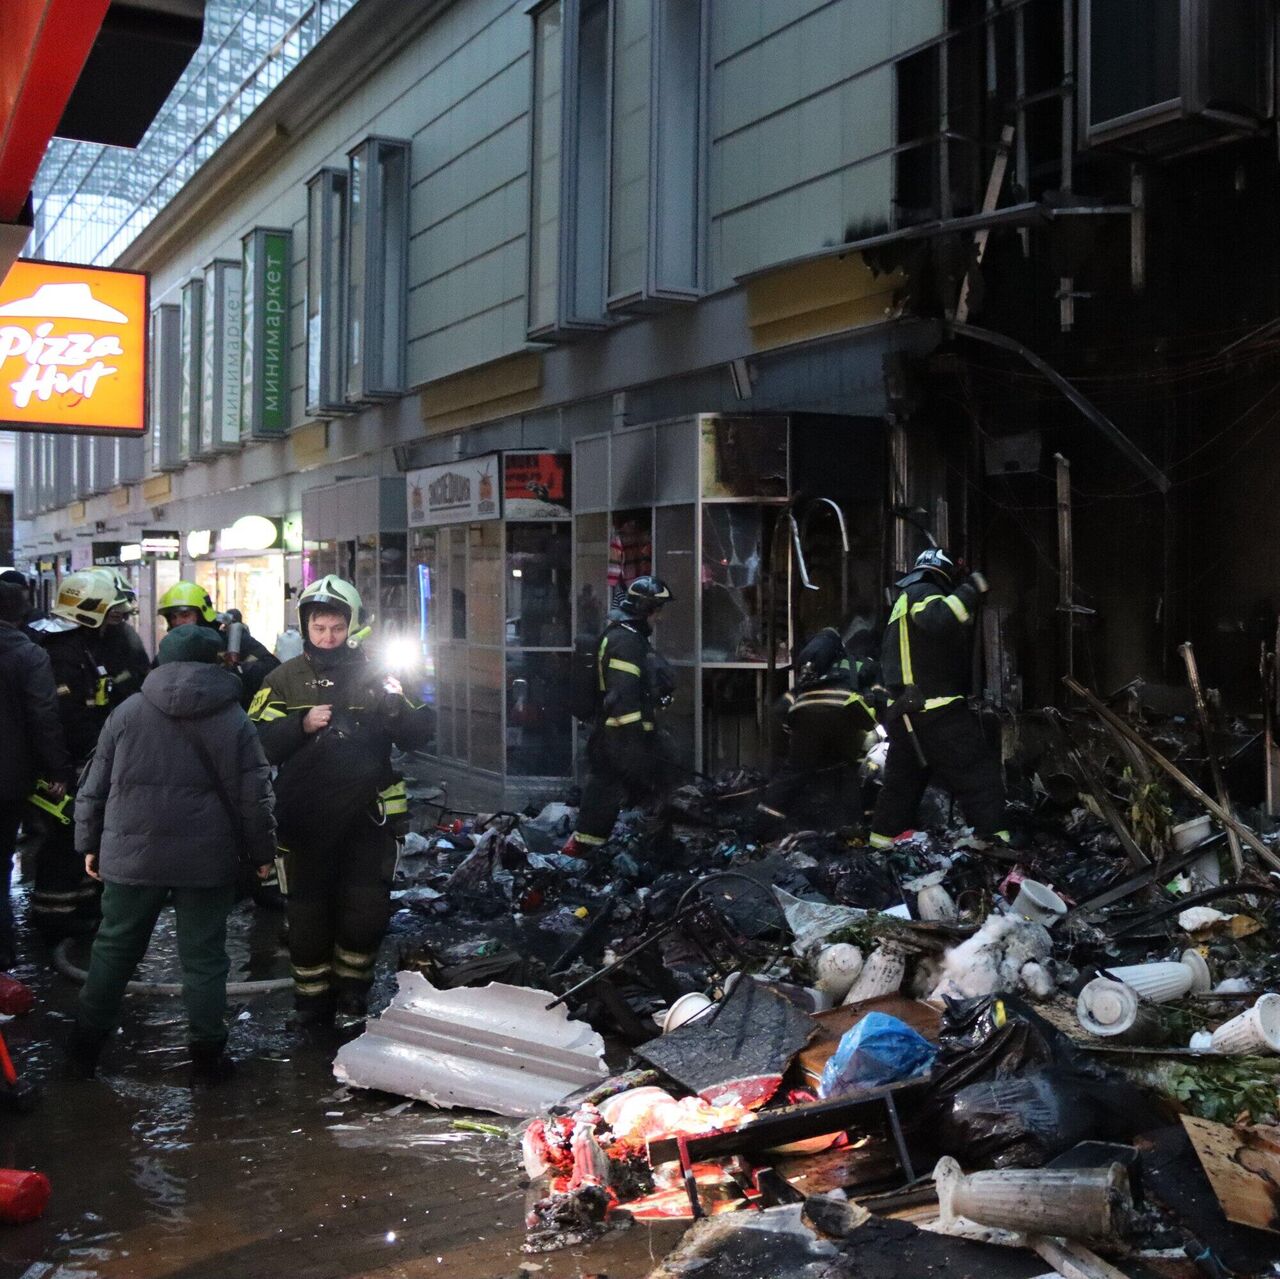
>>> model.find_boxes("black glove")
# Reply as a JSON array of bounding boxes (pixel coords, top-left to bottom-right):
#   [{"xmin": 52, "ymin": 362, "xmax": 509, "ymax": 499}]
[{"xmin": 964, "ymin": 571, "xmax": 989, "ymax": 595}]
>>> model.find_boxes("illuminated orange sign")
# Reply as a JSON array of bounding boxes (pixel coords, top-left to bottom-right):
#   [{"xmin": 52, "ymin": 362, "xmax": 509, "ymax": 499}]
[{"xmin": 0, "ymin": 258, "xmax": 148, "ymax": 435}]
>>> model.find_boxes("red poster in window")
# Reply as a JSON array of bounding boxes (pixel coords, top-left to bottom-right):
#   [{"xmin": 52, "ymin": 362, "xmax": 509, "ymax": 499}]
[{"xmin": 503, "ymin": 452, "xmax": 570, "ymax": 519}]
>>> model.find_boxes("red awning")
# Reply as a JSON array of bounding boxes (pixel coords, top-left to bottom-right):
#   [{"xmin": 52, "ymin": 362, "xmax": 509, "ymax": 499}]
[{"xmin": 0, "ymin": 0, "xmax": 110, "ymax": 223}]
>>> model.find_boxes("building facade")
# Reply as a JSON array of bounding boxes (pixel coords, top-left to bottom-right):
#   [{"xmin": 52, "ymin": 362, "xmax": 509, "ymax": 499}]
[{"xmin": 15, "ymin": 0, "xmax": 1280, "ymax": 805}]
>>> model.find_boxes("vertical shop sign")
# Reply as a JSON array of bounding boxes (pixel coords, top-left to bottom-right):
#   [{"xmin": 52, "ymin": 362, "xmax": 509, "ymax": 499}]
[
  {"xmin": 241, "ymin": 228, "xmax": 291, "ymax": 438},
  {"xmin": 200, "ymin": 258, "xmax": 242, "ymax": 454},
  {"xmin": 178, "ymin": 277, "xmax": 202, "ymax": 460}
]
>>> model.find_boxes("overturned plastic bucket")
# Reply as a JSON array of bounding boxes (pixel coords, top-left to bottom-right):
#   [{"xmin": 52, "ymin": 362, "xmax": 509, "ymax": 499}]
[
  {"xmin": 1101, "ymin": 950, "xmax": 1210, "ymax": 1003},
  {"xmin": 841, "ymin": 944, "xmax": 905, "ymax": 1005},
  {"xmin": 1211, "ymin": 992, "xmax": 1280, "ymax": 1055},
  {"xmin": 1008, "ymin": 879, "xmax": 1067, "ymax": 928},
  {"xmin": 0, "ymin": 1170, "xmax": 50, "ymax": 1225},
  {"xmin": 1077, "ymin": 978, "xmax": 1165, "ymax": 1044},
  {"xmin": 934, "ymin": 1155, "xmax": 1132, "ymax": 1242},
  {"xmin": 813, "ymin": 944, "xmax": 863, "ymax": 1000}
]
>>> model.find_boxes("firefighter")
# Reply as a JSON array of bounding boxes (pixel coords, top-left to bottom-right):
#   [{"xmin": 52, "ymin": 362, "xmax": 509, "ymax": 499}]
[
  {"xmin": 757, "ymin": 627, "xmax": 877, "ymax": 829},
  {"xmin": 565, "ymin": 576, "xmax": 675, "ymax": 858},
  {"xmin": 157, "ymin": 581, "xmax": 279, "ymax": 708},
  {"xmin": 868, "ymin": 548, "xmax": 1008, "ymax": 847},
  {"xmin": 250, "ymin": 575, "xmax": 433, "ymax": 1029},
  {"xmin": 28, "ymin": 569, "xmax": 149, "ymax": 939}
]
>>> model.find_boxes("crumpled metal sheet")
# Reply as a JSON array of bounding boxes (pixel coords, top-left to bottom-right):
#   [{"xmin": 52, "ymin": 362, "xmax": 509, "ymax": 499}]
[{"xmin": 333, "ymin": 973, "xmax": 608, "ymax": 1117}]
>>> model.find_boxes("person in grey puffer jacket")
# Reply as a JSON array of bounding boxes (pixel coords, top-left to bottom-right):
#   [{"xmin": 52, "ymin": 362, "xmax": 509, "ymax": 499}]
[{"xmin": 67, "ymin": 624, "xmax": 276, "ymax": 1084}]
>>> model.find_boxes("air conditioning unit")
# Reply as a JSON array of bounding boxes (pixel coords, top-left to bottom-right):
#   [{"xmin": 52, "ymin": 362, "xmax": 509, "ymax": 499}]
[{"xmin": 1079, "ymin": 0, "xmax": 1272, "ymax": 156}]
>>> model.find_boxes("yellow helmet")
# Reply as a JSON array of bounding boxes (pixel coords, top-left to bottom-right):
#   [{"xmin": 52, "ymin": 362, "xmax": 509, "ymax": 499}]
[
  {"xmin": 158, "ymin": 580, "xmax": 217, "ymax": 624},
  {"xmin": 51, "ymin": 569, "xmax": 129, "ymax": 629},
  {"xmin": 298, "ymin": 575, "xmax": 362, "ymax": 626}
]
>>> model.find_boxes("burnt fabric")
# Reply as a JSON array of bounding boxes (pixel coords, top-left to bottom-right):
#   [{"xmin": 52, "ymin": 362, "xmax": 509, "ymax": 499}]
[{"xmin": 872, "ymin": 701, "xmax": 1004, "ymax": 838}]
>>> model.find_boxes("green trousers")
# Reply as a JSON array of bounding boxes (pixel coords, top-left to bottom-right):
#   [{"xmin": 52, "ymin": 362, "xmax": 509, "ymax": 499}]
[{"xmin": 78, "ymin": 882, "xmax": 236, "ymax": 1046}]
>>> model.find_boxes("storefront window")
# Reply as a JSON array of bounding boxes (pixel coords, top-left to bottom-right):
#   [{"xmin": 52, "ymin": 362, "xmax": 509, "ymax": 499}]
[
  {"xmin": 448, "ymin": 526, "xmax": 467, "ymax": 640},
  {"xmin": 700, "ymin": 417, "xmax": 788, "ymax": 499},
  {"xmin": 468, "ymin": 646, "xmax": 503, "ymax": 773},
  {"xmin": 701, "ymin": 505, "xmax": 767, "ymax": 662},
  {"xmin": 468, "ymin": 522, "xmax": 503, "ymax": 646},
  {"xmin": 574, "ymin": 512, "xmax": 610, "ymax": 637},
  {"xmin": 608, "ymin": 508, "xmax": 652, "ymax": 595},
  {"xmin": 653, "ymin": 504, "xmax": 695, "ymax": 661},
  {"xmin": 380, "ymin": 531, "xmax": 407, "ymax": 623},
  {"xmin": 507, "ymin": 651, "xmax": 573, "ymax": 776},
  {"xmin": 506, "ymin": 523, "xmax": 570, "ymax": 648}
]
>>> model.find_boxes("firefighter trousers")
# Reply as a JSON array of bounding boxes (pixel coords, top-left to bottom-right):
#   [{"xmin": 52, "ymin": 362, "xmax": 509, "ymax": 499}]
[
  {"xmin": 871, "ymin": 701, "xmax": 1005, "ymax": 840},
  {"xmin": 32, "ymin": 808, "xmax": 101, "ymax": 941},
  {"xmin": 279, "ymin": 817, "xmax": 396, "ymax": 1014},
  {"xmin": 573, "ymin": 726, "xmax": 670, "ymax": 848},
  {"xmin": 760, "ymin": 708, "xmax": 865, "ymax": 822}
]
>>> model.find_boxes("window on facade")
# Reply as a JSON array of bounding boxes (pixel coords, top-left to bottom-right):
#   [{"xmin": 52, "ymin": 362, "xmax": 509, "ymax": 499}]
[
  {"xmin": 527, "ymin": 0, "xmax": 609, "ymax": 337},
  {"xmin": 306, "ymin": 168, "xmax": 349, "ymax": 417},
  {"xmin": 530, "ymin": 0, "xmax": 703, "ymax": 334},
  {"xmin": 345, "ymin": 137, "xmax": 410, "ymax": 404},
  {"xmin": 506, "ymin": 523, "xmax": 571, "ymax": 648}
]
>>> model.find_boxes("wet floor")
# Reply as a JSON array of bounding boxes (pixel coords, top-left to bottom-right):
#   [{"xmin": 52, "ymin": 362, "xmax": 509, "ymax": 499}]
[{"xmin": 0, "ymin": 880, "xmax": 684, "ymax": 1279}]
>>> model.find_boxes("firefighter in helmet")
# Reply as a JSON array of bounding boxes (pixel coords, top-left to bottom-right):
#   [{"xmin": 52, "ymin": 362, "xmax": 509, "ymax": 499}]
[
  {"xmin": 157, "ymin": 580, "xmax": 279, "ymax": 708},
  {"xmin": 250, "ymin": 575, "xmax": 433, "ymax": 1029},
  {"xmin": 565, "ymin": 576, "xmax": 676, "ymax": 858},
  {"xmin": 28, "ymin": 569, "xmax": 149, "ymax": 938},
  {"xmin": 869, "ymin": 548, "xmax": 1008, "ymax": 847}
]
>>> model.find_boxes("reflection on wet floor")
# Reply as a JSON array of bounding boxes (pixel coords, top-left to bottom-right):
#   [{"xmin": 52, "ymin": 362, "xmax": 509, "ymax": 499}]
[{"xmin": 0, "ymin": 887, "xmax": 682, "ymax": 1279}]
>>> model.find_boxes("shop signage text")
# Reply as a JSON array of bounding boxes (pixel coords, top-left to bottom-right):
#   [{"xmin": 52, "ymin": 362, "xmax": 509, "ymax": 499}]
[
  {"xmin": 0, "ymin": 260, "xmax": 148, "ymax": 436},
  {"xmin": 242, "ymin": 228, "xmax": 291, "ymax": 438},
  {"xmin": 406, "ymin": 454, "xmax": 501, "ymax": 527}
]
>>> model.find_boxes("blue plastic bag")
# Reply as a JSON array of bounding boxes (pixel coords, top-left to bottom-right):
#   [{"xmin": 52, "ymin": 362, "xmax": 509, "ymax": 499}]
[{"xmin": 819, "ymin": 1012, "xmax": 937, "ymax": 1098}]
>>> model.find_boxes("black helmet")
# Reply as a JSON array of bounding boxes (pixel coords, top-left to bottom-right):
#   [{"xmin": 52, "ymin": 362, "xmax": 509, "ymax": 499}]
[
  {"xmin": 896, "ymin": 547, "xmax": 955, "ymax": 589},
  {"xmin": 794, "ymin": 627, "xmax": 844, "ymax": 686},
  {"xmin": 619, "ymin": 576, "xmax": 672, "ymax": 617}
]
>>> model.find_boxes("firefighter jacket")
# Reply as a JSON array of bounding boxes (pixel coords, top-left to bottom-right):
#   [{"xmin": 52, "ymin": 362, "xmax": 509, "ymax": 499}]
[
  {"xmin": 595, "ymin": 618, "xmax": 664, "ymax": 732},
  {"xmin": 35, "ymin": 623, "xmax": 150, "ymax": 763},
  {"xmin": 774, "ymin": 661, "xmax": 876, "ymax": 742},
  {"xmin": 249, "ymin": 646, "xmax": 434, "ymax": 778},
  {"xmin": 879, "ymin": 575, "xmax": 981, "ymax": 709}
]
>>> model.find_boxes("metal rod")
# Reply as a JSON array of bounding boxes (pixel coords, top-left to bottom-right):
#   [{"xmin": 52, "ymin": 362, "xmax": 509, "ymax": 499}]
[
  {"xmin": 1061, "ymin": 0, "xmax": 1075, "ymax": 193},
  {"xmin": 1265, "ymin": 633, "xmax": 1280, "ymax": 817},
  {"xmin": 1180, "ymin": 642, "xmax": 1246, "ymax": 876},
  {"xmin": 799, "ymin": 497, "xmax": 849, "ymax": 618},
  {"xmin": 1064, "ymin": 676, "xmax": 1280, "ymax": 873},
  {"xmin": 956, "ymin": 123, "xmax": 1015, "ymax": 323},
  {"xmin": 948, "ymin": 323, "xmax": 1170, "ymax": 493},
  {"xmin": 1055, "ymin": 453, "xmax": 1074, "ymax": 683}
]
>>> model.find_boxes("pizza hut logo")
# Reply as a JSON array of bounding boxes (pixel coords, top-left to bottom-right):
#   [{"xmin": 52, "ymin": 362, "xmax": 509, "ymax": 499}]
[{"xmin": 0, "ymin": 283, "xmax": 127, "ymax": 408}]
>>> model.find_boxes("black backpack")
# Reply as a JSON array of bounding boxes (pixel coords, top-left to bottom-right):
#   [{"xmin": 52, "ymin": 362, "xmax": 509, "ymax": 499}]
[{"xmin": 570, "ymin": 631, "xmax": 604, "ymax": 724}]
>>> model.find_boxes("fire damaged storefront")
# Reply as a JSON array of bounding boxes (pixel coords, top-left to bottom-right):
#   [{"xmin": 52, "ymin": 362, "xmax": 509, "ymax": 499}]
[{"xmin": 405, "ymin": 418, "xmax": 889, "ymax": 808}]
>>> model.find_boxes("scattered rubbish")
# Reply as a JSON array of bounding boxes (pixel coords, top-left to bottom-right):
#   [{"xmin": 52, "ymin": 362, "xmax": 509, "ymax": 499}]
[
  {"xmin": 1099, "ymin": 951, "xmax": 1212, "ymax": 1001},
  {"xmin": 659, "ymin": 992, "xmax": 713, "ymax": 1035},
  {"xmin": 636, "ymin": 976, "xmax": 814, "ymax": 1106},
  {"xmin": 934, "ymin": 1153, "xmax": 1134, "ymax": 1242},
  {"xmin": 333, "ymin": 974, "xmax": 608, "ymax": 1117},
  {"xmin": 929, "ymin": 915, "xmax": 1054, "ymax": 1002},
  {"xmin": 819, "ymin": 1012, "xmax": 936, "ymax": 1097}
]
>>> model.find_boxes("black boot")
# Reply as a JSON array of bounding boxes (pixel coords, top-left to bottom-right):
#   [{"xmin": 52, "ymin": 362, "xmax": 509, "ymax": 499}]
[
  {"xmin": 189, "ymin": 1039, "xmax": 235, "ymax": 1088},
  {"xmin": 63, "ymin": 1022, "xmax": 109, "ymax": 1079},
  {"xmin": 334, "ymin": 992, "xmax": 368, "ymax": 1033},
  {"xmin": 286, "ymin": 989, "xmax": 335, "ymax": 1033}
]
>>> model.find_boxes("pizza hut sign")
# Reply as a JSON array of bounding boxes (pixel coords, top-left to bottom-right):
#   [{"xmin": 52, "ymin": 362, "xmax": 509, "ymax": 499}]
[{"xmin": 0, "ymin": 260, "xmax": 148, "ymax": 436}]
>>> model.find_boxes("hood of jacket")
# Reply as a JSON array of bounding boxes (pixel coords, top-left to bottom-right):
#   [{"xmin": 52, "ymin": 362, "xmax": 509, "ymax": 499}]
[
  {"xmin": 141, "ymin": 661, "xmax": 242, "ymax": 720},
  {"xmin": 0, "ymin": 621, "xmax": 33, "ymax": 657}
]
